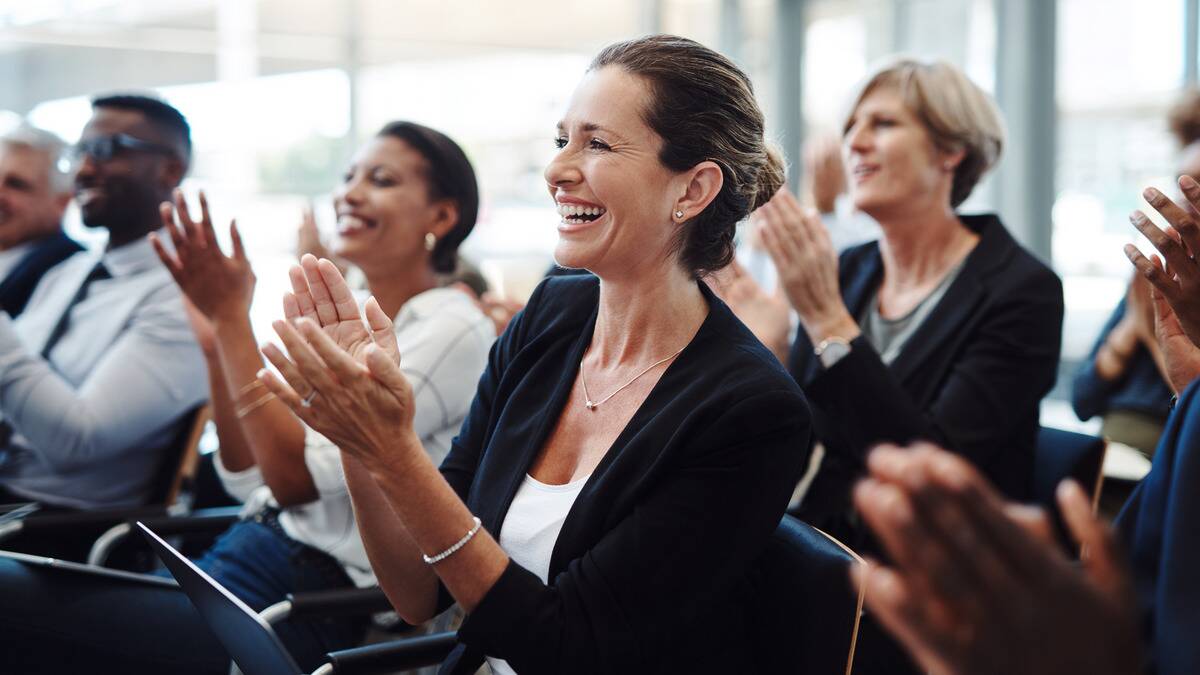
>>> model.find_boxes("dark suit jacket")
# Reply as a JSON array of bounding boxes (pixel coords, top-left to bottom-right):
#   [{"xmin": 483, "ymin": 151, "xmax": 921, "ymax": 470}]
[
  {"xmin": 435, "ymin": 274, "xmax": 811, "ymax": 675},
  {"xmin": 0, "ymin": 231, "xmax": 83, "ymax": 317},
  {"xmin": 790, "ymin": 214, "xmax": 1063, "ymax": 545},
  {"xmin": 1116, "ymin": 378, "xmax": 1200, "ymax": 675}
]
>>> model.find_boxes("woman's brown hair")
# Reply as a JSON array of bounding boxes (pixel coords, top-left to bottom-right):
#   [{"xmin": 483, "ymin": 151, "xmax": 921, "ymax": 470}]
[{"xmin": 590, "ymin": 35, "xmax": 784, "ymax": 277}]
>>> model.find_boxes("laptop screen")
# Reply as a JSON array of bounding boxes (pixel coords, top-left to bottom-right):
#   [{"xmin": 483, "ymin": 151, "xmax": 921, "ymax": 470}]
[{"xmin": 137, "ymin": 521, "xmax": 303, "ymax": 675}]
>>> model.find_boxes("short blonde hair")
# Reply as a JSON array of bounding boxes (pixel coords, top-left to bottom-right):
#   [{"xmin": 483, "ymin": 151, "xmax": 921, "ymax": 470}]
[{"xmin": 842, "ymin": 57, "xmax": 1005, "ymax": 207}]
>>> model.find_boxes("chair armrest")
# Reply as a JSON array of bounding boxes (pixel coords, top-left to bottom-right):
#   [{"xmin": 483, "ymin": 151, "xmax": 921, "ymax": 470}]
[
  {"xmin": 86, "ymin": 506, "xmax": 243, "ymax": 566},
  {"xmin": 323, "ymin": 632, "xmax": 457, "ymax": 674},
  {"xmin": 287, "ymin": 587, "xmax": 394, "ymax": 619},
  {"xmin": 133, "ymin": 506, "xmax": 242, "ymax": 535},
  {"xmin": 12, "ymin": 505, "xmax": 169, "ymax": 535}
]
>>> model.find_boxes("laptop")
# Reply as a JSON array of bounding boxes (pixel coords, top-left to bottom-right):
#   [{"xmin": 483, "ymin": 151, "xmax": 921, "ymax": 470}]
[
  {"xmin": 0, "ymin": 548, "xmax": 178, "ymax": 587},
  {"xmin": 137, "ymin": 521, "xmax": 304, "ymax": 675}
]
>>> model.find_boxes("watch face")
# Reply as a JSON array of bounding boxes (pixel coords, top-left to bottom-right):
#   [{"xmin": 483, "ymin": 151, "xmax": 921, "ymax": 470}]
[{"xmin": 818, "ymin": 340, "xmax": 851, "ymax": 369}]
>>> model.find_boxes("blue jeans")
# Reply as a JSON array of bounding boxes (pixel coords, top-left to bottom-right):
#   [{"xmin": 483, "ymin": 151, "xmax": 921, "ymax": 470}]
[{"xmin": 0, "ymin": 518, "xmax": 366, "ymax": 674}]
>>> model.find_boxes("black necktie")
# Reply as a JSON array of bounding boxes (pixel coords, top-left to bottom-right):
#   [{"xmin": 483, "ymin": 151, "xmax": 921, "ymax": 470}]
[
  {"xmin": 40, "ymin": 261, "xmax": 110, "ymax": 360},
  {"xmin": 0, "ymin": 261, "xmax": 111, "ymax": 450}
]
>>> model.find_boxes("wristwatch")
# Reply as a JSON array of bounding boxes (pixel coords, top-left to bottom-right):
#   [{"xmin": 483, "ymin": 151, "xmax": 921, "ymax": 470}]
[{"xmin": 814, "ymin": 336, "xmax": 852, "ymax": 370}]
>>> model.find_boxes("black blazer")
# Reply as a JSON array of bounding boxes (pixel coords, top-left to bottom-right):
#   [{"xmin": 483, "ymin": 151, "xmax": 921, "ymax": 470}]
[
  {"xmin": 790, "ymin": 214, "xmax": 1063, "ymax": 543},
  {"xmin": 1116, "ymin": 377, "xmax": 1200, "ymax": 675},
  {"xmin": 436, "ymin": 274, "xmax": 811, "ymax": 675},
  {"xmin": 0, "ymin": 231, "xmax": 83, "ymax": 317}
]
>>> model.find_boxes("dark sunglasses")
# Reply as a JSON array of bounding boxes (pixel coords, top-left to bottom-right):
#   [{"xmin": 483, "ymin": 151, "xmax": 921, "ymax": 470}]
[{"xmin": 71, "ymin": 133, "xmax": 176, "ymax": 163}]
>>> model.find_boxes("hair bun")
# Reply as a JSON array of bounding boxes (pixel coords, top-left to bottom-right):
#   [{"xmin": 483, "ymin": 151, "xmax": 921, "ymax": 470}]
[{"xmin": 752, "ymin": 144, "xmax": 787, "ymax": 212}]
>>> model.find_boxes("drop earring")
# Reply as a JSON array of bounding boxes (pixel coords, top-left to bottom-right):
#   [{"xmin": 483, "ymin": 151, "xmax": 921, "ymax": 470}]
[{"xmin": 424, "ymin": 232, "xmax": 436, "ymax": 251}]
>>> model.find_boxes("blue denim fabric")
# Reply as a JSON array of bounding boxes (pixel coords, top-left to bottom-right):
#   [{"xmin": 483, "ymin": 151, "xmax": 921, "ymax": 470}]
[
  {"xmin": 0, "ymin": 518, "xmax": 364, "ymax": 674},
  {"xmin": 192, "ymin": 517, "xmax": 366, "ymax": 667}
]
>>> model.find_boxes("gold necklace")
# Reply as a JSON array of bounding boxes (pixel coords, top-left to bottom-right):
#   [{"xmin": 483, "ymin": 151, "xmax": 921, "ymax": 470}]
[{"xmin": 579, "ymin": 345, "xmax": 686, "ymax": 411}]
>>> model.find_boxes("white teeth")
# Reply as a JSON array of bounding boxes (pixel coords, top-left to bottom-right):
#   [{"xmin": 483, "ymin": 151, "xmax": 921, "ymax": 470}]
[{"xmin": 556, "ymin": 203, "xmax": 607, "ymax": 218}]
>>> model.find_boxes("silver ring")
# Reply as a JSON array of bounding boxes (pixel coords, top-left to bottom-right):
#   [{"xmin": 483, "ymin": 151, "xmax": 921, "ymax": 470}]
[{"xmin": 301, "ymin": 390, "xmax": 318, "ymax": 408}]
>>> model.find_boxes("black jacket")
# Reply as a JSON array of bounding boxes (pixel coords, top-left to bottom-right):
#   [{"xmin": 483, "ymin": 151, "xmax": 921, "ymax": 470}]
[
  {"xmin": 790, "ymin": 214, "xmax": 1063, "ymax": 544},
  {"xmin": 0, "ymin": 231, "xmax": 83, "ymax": 317},
  {"xmin": 436, "ymin": 274, "xmax": 811, "ymax": 674}
]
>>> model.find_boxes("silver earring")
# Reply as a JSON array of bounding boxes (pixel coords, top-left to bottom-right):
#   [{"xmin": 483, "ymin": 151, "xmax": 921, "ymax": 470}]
[
  {"xmin": 424, "ymin": 232, "xmax": 436, "ymax": 251},
  {"xmin": 674, "ymin": 210, "xmax": 685, "ymax": 220}
]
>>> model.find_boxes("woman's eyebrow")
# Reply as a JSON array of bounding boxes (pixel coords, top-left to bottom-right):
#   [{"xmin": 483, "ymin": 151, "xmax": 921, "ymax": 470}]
[{"xmin": 557, "ymin": 120, "xmax": 621, "ymax": 137}]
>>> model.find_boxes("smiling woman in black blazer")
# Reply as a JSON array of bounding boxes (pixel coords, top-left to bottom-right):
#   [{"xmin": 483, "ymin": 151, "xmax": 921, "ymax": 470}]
[
  {"xmin": 256, "ymin": 35, "xmax": 811, "ymax": 675},
  {"xmin": 752, "ymin": 57, "xmax": 1063, "ymax": 554}
]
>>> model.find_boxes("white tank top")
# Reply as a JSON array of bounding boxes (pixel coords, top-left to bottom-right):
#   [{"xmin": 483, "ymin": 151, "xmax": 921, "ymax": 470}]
[{"xmin": 487, "ymin": 472, "xmax": 589, "ymax": 675}]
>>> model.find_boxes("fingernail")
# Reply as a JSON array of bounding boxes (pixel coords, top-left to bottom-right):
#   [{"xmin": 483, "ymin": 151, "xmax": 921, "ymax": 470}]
[
  {"xmin": 256, "ymin": 368, "xmax": 269, "ymax": 378},
  {"xmin": 1129, "ymin": 211, "xmax": 1146, "ymax": 224},
  {"xmin": 1143, "ymin": 187, "xmax": 1158, "ymax": 201},
  {"xmin": 1182, "ymin": 175, "xmax": 1198, "ymax": 190}
]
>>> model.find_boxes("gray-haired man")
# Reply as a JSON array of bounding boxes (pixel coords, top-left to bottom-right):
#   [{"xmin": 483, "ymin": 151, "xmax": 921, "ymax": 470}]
[{"xmin": 0, "ymin": 124, "xmax": 83, "ymax": 316}]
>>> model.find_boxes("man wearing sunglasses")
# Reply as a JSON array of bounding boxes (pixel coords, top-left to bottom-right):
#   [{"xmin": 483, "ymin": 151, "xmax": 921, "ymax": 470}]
[{"xmin": 0, "ymin": 94, "xmax": 206, "ymax": 545}]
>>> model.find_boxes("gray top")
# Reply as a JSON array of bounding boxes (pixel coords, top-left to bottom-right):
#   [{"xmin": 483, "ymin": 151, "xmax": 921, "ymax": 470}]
[{"xmin": 859, "ymin": 260, "xmax": 966, "ymax": 365}]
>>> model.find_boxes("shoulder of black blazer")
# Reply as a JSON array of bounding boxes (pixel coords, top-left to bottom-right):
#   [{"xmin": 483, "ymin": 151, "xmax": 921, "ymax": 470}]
[
  {"xmin": 439, "ymin": 271, "xmax": 812, "ymax": 675},
  {"xmin": 788, "ymin": 213, "xmax": 1064, "ymax": 388},
  {"xmin": 459, "ymin": 270, "xmax": 810, "ymax": 538},
  {"xmin": 0, "ymin": 231, "xmax": 85, "ymax": 318}
]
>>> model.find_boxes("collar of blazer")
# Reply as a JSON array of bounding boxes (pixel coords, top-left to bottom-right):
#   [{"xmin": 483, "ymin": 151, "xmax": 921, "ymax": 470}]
[{"xmin": 798, "ymin": 213, "xmax": 1022, "ymax": 385}]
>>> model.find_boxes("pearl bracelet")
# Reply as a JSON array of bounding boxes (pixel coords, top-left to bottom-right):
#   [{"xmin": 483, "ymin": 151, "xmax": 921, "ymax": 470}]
[{"xmin": 423, "ymin": 516, "xmax": 482, "ymax": 565}]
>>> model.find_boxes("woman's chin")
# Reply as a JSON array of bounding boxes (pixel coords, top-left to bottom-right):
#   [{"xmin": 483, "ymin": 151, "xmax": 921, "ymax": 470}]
[{"xmin": 552, "ymin": 241, "xmax": 595, "ymax": 272}]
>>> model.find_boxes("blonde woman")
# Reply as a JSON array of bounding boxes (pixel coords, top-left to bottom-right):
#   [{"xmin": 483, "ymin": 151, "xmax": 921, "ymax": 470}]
[{"xmin": 759, "ymin": 59, "xmax": 1063, "ymax": 549}]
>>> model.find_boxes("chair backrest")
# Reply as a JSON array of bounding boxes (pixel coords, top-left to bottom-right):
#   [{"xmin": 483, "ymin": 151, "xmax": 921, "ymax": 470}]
[
  {"xmin": 146, "ymin": 405, "xmax": 211, "ymax": 506},
  {"xmin": 751, "ymin": 514, "xmax": 864, "ymax": 675},
  {"xmin": 1033, "ymin": 426, "xmax": 1107, "ymax": 514}
]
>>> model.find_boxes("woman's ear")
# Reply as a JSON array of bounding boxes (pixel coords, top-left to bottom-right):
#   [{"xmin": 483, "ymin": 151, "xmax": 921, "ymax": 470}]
[
  {"xmin": 940, "ymin": 147, "xmax": 967, "ymax": 173},
  {"xmin": 429, "ymin": 200, "xmax": 460, "ymax": 239},
  {"xmin": 673, "ymin": 160, "xmax": 724, "ymax": 221}
]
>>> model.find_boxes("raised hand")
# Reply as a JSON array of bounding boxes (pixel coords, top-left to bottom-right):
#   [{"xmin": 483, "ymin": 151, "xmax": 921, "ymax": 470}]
[
  {"xmin": 150, "ymin": 189, "xmax": 255, "ymax": 325},
  {"xmin": 296, "ymin": 203, "xmax": 332, "ymax": 261},
  {"xmin": 852, "ymin": 444, "xmax": 1141, "ymax": 675},
  {"xmin": 709, "ymin": 259, "xmax": 790, "ymax": 361},
  {"xmin": 258, "ymin": 255, "xmax": 412, "ymax": 466},
  {"xmin": 1125, "ymin": 178, "xmax": 1200, "ymax": 347},
  {"xmin": 283, "ymin": 254, "xmax": 400, "ymax": 365},
  {"xmin": 180, "ymin": 296, "xmax": 218, "ymax": 358},
  {"xmin": 1148, "ymin": 256, "xmax": 1200, "ymax": 393},
  {"xmin": 755, "ymin": 187, "xmax": 858, "ymax": 344},
  {"xmin": 804, "ymin": 134, "xmax": 847, "ymax": 215}
]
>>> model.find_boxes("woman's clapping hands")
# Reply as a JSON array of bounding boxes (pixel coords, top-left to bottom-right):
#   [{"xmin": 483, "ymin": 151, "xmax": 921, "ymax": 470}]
[
  {"xmin": 853, "ymin": 444, "xmax": 1142, "ymax": 675},
  {"xmin": 755, "ymin": 187, "xmax": 859, "ymax": 344},
  {"xmin": 150, "ymin": 189, "xmax": 255, "ymax": 325},
  {"xmin": 257, "ymin": 254, "xmax": 419, "ymax": 470}
]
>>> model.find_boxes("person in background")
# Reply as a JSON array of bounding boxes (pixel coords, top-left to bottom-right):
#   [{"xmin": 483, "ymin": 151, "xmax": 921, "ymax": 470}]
[
  {"xmin": 0, "ymin": 124, "xmax": 83, "ymax": 317},
  {"xmin": 0, "ymin": 120, "xmax": 495, "ymax": 674},
  {"xmin": 729, "ymin": 134, "xmax": 880, "ymax": 316},
  {"xmin": 854, "ymin": 176, "xmax": 1200, "ymax": 674},
  {"xmin": 742, "ymin": 59, "xmax": 1063, "ymax": 675},
  {"xmin": 1069, "ymin": 92, "xmax": 1200, "ymax": 457},
  {"xmin": 805, "ymin": 132, "xmax": 881, "ymax": 252},
  {"xmin": 764, "ymin": 58, "xmax": 1062, "ymax": 539},
  {"xmin": 0, "ymin": 94, "xmax": 206, "ymax": 521},
  {"xmin": 257, "ymin": 35, "xmax": 810, "ymax": 674}
]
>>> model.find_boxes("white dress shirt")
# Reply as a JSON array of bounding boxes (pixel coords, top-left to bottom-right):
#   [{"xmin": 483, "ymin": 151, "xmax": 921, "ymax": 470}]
[
  {"xmin": 0, "ymin": 232, "xmax": 208, "ymax": 508},
  {"xmin": 216, "ymin": 286, "xmax": 495, "ymax": 586}
]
